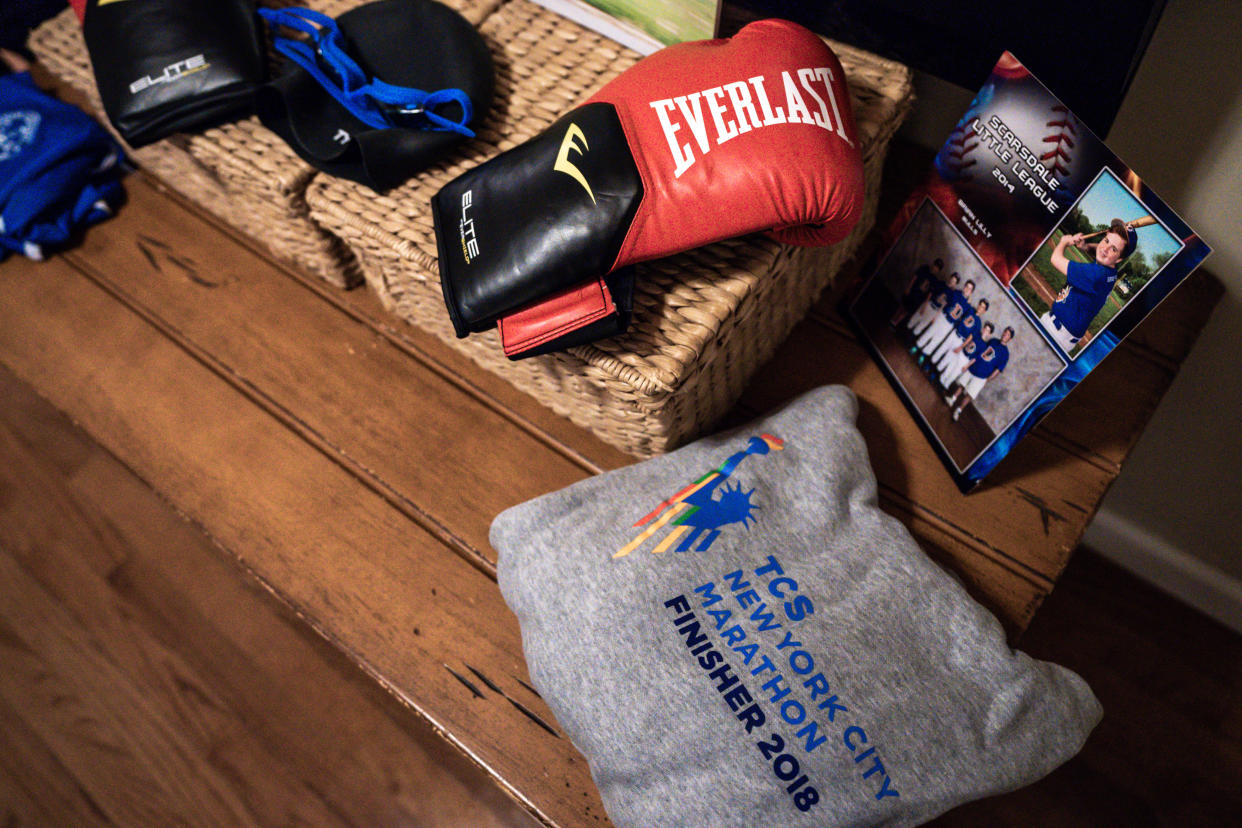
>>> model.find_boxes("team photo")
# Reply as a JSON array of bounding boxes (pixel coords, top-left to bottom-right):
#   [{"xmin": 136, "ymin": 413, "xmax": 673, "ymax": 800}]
[{"xmin": 850, "ymin": 198, "xmax": 1064, "ymax": 471}]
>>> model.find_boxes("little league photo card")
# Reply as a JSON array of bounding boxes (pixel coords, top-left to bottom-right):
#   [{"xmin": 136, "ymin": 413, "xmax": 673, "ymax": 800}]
[{"xmin": 847, "ymin": 52, "xmax": 1211, "ymax": 493}]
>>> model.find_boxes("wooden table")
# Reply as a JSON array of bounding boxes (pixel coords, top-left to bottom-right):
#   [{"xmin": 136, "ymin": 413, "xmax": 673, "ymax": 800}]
[{"xmin": 0, "ymin": 144, "xmax": 1220, "ymax": 826}]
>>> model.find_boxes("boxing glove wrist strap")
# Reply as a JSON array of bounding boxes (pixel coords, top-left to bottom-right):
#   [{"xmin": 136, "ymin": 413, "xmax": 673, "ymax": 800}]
[{"xmin": 257, "ymin": 6, "xmax": 474, "ymax": 136}]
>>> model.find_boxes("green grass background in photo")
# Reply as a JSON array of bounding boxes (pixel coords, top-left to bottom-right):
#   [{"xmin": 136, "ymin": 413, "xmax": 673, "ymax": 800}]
[{"xmin": 587, "ymin": 0, "xmax": 718, "ymax": 44}]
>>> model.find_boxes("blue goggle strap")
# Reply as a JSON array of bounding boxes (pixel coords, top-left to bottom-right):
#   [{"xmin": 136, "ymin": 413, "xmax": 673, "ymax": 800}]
[{"xmin": 257, "ymin": 6, "xmax": 475, "ymax": 136}]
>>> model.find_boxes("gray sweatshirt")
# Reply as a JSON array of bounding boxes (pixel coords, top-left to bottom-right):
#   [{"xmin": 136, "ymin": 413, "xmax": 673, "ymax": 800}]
[{"xmin": 493, "ymin": 385, "xmax": 1100, "ymax": 827}]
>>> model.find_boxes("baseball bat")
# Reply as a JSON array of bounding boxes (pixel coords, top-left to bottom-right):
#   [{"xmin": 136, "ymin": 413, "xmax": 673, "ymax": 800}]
[{"xmin": 1080, "ymin": 215, "xmax": 1156, "ymax": 241}]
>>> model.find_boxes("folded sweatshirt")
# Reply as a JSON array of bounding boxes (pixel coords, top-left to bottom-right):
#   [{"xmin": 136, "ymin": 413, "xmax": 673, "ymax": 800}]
[{"xmin": 492, "ymin": 385, "xmax": 1100, "ymax": 827}]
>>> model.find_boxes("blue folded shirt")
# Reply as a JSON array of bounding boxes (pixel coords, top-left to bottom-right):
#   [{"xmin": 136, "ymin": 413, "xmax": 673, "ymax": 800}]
[{"xmin": 1, "ymin": 71, "xmax": 126, "ymax": 260}]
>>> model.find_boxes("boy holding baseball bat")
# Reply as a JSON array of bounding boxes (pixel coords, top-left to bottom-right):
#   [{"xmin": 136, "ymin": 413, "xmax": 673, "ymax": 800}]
[{"xmin": 1040, "ymin": 218, "xmax": 1139, "ymax": 351}]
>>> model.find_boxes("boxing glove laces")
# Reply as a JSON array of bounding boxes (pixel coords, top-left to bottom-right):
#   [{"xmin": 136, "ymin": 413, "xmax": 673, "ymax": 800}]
[{"xmin": 432, "ymin": 19, "xmax": 865, "ymax": 357}]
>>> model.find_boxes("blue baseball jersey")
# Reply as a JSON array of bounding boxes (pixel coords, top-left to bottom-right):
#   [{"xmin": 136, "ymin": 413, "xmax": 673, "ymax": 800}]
[
  {"xmin": 952, "ymin": 309, "xmax": 982, "ymax": 340},
  {"xmin": 968, "ymin": 339, "xmax": 1009, "ymax": 378},
  {"xmin": 1050, "ymin": 260, "xmax": 1117, "ymax": 338},
  {"xmin": 943, "ymin": 291, "xmax": 971, "ymax": 322}
]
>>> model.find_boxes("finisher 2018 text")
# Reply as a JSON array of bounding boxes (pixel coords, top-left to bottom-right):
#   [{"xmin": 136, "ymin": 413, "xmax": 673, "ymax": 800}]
[
  {"xmin": 665, "ymin": 594, "xmax": 822, "ymax": 813},
  {"xmin": 689, "ymin": 555, "xmax": 901, "ymax": 804}
]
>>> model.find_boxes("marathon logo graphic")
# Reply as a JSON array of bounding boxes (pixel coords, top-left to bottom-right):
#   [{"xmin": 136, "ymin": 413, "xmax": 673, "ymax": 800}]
[
  {"xmin": 615, "ymin": 434, "xmax": 784, "ymax": 558},
  {"xmin": 129, "ymin": 54, "xmax": 211, "ymax": 95},
  {"xmin": 650, "ymin": 67, "xmax": 853, "ymax": 179}
]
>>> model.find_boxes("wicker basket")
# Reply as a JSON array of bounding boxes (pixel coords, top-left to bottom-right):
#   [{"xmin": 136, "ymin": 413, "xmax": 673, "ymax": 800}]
[
  {"xmin": 27, "ymin": 0, "xmax": 507, "ymax": 288},
  {"xmin": 308, "ymin": 1, "xmax": 914, "ymax": 454},
  {"xmin": 307, "ymin": 1, "xmax": 914, "ymax": 456}
]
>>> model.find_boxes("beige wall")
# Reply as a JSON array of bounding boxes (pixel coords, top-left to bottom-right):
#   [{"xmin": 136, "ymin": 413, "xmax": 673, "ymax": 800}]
[
  {"xmin": 1085, "ymin": 0, "xmax": 1241, "ymax": 566},
  {"xmin": 899, "ymin": 0, "xmax": 1242, "ymax": 625}
]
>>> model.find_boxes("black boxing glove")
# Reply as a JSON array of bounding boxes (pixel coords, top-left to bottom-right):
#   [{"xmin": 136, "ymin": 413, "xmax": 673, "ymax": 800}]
[
  {"xmin": 255, "ymin": 0, "xmax": 493, "ymax": 193},
  {"xmin": 70, "ymin": 0, "xmax": 264, "ymax": 147},
  {"xmin": 431, "ymin": 20, "xmax": 864, "ymax": 354}
]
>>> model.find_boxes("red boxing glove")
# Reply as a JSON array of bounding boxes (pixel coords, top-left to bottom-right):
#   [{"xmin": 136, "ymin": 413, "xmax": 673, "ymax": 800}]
[
  {"xmin": 591, "ymin": 18, "xmax": 863, "ymax": 255},
  {"xmin": 432, "ymin": 19, "xmax": 864, "ymax": 356}
]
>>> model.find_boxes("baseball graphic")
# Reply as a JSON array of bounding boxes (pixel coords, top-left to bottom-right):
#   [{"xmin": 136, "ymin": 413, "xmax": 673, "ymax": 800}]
[
  {"xmin": 936, "ymin": 71, "xmax": 1102, "ymax": 215},
  {"xmin": 917, "ymin": 53, "xmax": 1113, "ymax": 285}
]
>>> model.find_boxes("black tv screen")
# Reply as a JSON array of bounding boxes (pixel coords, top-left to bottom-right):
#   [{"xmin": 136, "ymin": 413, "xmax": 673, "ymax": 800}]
[{"xmin": 720, "ymin": 0, "xmax": 1167, "ymax": 137}]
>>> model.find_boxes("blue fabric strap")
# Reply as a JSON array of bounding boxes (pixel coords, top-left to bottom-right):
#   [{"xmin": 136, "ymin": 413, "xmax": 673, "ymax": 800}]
[{"xmin": 257, "ymin": 6, "xmax": 474, "ymax": 136}]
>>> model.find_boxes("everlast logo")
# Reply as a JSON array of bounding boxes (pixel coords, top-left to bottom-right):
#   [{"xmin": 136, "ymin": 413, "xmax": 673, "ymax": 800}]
[
  {"xmin": 650, "ymin": 67, "xmax": 852, "ymax": 178},
  {"xmin": 554, "ymin": 123, "xmax": 596, "ymax": 203}
]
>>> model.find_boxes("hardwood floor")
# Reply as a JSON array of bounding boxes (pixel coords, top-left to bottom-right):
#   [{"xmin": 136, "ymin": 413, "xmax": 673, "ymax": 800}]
[
  {"xmin": 2, "ymin": 355, "xmax": 1238, "ymax": 827},
  {"xmin": 933, "ymin": 551, "xmax": 1242, "ymax": 826},
  {"xmin": 0, "ymin": 363, "xmax": 537, "ymax": 828}
]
